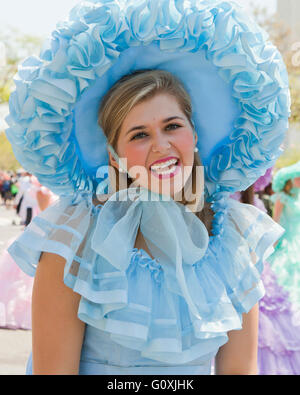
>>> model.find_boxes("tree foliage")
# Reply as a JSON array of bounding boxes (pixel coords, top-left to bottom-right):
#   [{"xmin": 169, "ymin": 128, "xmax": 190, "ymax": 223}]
[
  {"xmin": 275, "ymin": 146, "xmax": 300, "ymax": 170},
  {"xmin": 0, "ymin": 132, "xmax": 20, "ymax": 171},
  {"xmin": 0, "ymin": 27, "xmax": 42, "ymax": 104},
  {"xmin": 0, "ymin": 29, "xmax": 42, "ymax": 170},
  {"xmin": 251, "ymin": 2, "xmax": 300, "ymax": 125}
]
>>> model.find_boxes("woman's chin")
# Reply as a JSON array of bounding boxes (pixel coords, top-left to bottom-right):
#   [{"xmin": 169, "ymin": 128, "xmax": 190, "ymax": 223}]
[
  {"xmin": 130, "ymin": 166, "xmax": 193, "ymax": 199},
  {"xmin": 145, "ymin": 176, "xmax": 188, "ymax": 199}
]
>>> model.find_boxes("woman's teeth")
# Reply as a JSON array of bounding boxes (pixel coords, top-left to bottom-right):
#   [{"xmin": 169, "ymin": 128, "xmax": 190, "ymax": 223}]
[{"xmin": 150, "ymin": 159, "xmax": 179, "ymax": 174}]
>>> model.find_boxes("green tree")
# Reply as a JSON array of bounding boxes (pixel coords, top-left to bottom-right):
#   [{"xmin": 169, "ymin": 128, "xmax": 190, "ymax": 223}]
[
  {"xmin": 251, "ymin": 2, "xmax": 300, "ymax": 125},
  {"xmin": 0, "ymin": 28, "xmax": 42, "ymax": 171},
  {"xmin": 0, "ymin": 132, "xmax": 20, "ymax": 171},
  {"xmin": 0, "ymin": 28, "xmax": 42, "ymax": 104},
  {"xmin": 249, "ymin": 2, "xmax": 300, "ymax": 172}
]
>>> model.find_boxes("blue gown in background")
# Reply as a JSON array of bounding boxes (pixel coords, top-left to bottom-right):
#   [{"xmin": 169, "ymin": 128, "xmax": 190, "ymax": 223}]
[{"xmin": 269, "ymin": 188, "xmax": 300, "ymax": 310}]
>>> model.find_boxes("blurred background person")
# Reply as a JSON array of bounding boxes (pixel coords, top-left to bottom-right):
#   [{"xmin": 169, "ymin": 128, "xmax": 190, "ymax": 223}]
[
  {"xmin": 268, "ymin": 161, "xmax": 300, "ymax": 316},
  {"xmin": 0, "ymin": 171, "xmax": 12, "ymax": 208},
  {"xmin": 231, "ymin": 169, "xmax": 300, "ymax": 375},
  {"xmin": 13, "ymin": 171, "xmax": 31, "ymax": 225},
  {"xmin": 0, "ymin": 180, "xmax": 57, "ymax": 330}
]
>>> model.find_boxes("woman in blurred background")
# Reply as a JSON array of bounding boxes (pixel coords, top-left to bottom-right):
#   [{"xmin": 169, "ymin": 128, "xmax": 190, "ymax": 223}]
[
  {"xmin": 0, "ymin": 179, "xmax": 56, "ymax": 330},
  {"xmin": 231, "ymin": 169, "xmax": 300, "ymax": 375},
  {"xmin": 269, "ymin": 161, "xmax": 300, "ymax": 313}
]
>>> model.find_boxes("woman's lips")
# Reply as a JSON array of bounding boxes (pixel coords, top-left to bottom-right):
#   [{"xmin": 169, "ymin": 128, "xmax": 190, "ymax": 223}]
[
  {"xmin": 150, "ymin": 159, "xmax": 181, "ymax": 180},
  {"xmin": 149, "ymin": 156, "xmax": 179, "ymax": 168}
]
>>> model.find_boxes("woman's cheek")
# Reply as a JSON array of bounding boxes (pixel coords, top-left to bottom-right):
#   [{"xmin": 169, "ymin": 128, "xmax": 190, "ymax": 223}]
[
  {"xmin": 123, "ymin": 145, "xmax": 148, "ymax": 169},
  {"xmin": 174, "ymin": 133, "xmax": 195, "ymax": 164},
  {"xmin": 124, "ymin": 145, "xmax": 151, "ymax": 188}
]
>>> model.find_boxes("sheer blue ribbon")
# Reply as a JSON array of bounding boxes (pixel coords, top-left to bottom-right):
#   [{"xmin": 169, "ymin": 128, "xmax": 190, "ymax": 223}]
[{"xmin": 91, "ymin": 186, "xmax": 209, "ymax": 319}]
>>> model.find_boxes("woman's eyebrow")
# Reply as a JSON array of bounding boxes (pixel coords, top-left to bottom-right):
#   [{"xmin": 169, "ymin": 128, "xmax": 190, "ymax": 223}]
[
  {"xmin": 126, "ymin": 125, "xmax": 147, "ymax": 135},
  {"xmin": 163, "ymin": 116, "xmax": 185, "ymax": 123},
  {"xmin": 126, "ymin": 116, "xmax": 185, "ymax": 135}
]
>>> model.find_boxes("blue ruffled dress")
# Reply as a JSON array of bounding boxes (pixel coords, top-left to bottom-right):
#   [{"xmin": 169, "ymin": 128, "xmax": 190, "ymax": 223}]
[
  {"xmin": 268, "ymin": 189, "xmax": 300, "ymax": 310},
  {"xmin": 8, "ymin": 192, "xmax": 284, "ymax": 375}
]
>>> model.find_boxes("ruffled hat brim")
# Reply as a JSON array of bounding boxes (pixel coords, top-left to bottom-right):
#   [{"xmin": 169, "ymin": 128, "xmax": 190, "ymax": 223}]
[{"xmin": 6, "ymin": 0, "xmax": 290, "ymax": 197}]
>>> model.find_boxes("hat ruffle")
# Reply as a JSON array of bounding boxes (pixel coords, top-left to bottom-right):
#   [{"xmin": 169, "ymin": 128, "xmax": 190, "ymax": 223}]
[
  {"xmin": 8, "ymin": 192, "xmax": 284, "ymax": 364},
  {"xmin": 6, "ymin": 0, "xmax": 290, "ymax": 196}
]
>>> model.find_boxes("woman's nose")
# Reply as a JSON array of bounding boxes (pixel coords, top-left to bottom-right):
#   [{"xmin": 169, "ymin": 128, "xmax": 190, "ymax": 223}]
[{"xmin": 151, "ymin": 132, "xmax": 171, "ymax": 153}]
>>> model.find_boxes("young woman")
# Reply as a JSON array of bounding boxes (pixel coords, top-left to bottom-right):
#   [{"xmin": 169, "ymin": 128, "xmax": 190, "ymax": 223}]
[
  {"xmin": 5, "ymin": 0, "xmax": 289, "ymax": 375},
  {"xmin": 268, "ymin": 161, "xmax": 300, "ymax": 312}
]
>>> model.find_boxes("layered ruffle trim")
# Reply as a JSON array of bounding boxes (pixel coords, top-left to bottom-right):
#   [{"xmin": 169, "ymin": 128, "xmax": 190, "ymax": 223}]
[
  {"xmin": 258, "ymin": 263, "xmax": 300, "ymax": 375},
  {"xmin": 8, "ymin": 193, "xmax": 284, "ymax": 364},
  {"xmin": 268, "ymin": 242, "xmax": 300, "ymax": 309},
  {"xmin": 6, "ymin": 0, "xmax": 290, "ymax": 196},
  {"xmin": 258, "ymin": 264, "xmax": 300, "ymax": 354}
]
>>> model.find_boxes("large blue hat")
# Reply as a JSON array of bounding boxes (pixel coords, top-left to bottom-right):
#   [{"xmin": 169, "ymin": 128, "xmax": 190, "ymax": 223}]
[{"xmin": 5, "ymin": 0, "xmax": 290, "ymax": 198}]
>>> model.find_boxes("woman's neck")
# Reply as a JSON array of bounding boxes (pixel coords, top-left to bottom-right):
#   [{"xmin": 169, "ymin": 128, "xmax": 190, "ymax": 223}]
[{"xmin": 134, "ymin": 228, "xmax": 155, "ymax": 260}]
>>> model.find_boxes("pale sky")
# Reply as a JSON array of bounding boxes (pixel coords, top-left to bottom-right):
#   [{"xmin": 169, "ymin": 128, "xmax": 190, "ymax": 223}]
[{"xmin": 0, "ymin": 0, "xmax": 277, "ymax": 37}]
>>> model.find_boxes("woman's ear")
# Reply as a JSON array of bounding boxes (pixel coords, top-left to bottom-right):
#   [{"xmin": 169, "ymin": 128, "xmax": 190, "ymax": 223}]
[
  {"xmin": 108, "ymin": 146, "xmax": 129, "ymax": 175},
  {"xmin": 108, "ymin": 150, "xmax": 119, "ymax": 171},
  {"xmin": 194, "ymin": 130, "xmax": 198, "ymax": 147}
]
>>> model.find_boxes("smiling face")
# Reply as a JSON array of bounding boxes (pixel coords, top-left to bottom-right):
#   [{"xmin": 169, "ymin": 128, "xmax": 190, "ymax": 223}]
[{"xmin": 109, "ymin": 93, "xmax": 197, "ymax": 197}]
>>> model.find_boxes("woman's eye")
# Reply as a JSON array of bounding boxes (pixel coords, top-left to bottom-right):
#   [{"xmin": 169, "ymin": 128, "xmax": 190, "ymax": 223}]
[
  {"xmin": 131, "ymin": 132, "xmax": 147, "ymax": 141},
  {"xmin": 165, "ymin": 123, "xmax": 181, "ymax": 131}
]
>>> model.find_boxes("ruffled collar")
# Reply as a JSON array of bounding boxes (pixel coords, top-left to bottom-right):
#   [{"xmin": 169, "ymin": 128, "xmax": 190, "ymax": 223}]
[
  {"xmin": 90, "ymin": 186, "xmax": 209, "ymax": 319},
  {"xmin": 8, "ymin": 184, "xmax": 284, "ymax": 364}
]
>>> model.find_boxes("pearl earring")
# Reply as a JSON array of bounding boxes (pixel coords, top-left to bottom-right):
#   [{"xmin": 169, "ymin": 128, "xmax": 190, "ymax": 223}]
[{"xmin": 194, "ymin": 147, "xmax": 199, "ymax": 153}]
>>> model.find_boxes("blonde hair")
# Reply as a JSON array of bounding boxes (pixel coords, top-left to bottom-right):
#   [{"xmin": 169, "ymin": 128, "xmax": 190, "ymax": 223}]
[{"xmin": 98, "ymin": 70, "xmax": 213, "ymax": 233}]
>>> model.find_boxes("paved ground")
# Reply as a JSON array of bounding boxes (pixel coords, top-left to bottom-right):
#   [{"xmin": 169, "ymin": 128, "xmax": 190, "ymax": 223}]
[
  {"xmin": 0, "ymin": 329, "xmax": 31, "ymax": 375},
  {"xmin": 0, "ymin": 203, "xmax": 32, "ymax": 375},
  {"xmin": 0, "ymin": 205, "xmax": 22, "ymax": 255}
]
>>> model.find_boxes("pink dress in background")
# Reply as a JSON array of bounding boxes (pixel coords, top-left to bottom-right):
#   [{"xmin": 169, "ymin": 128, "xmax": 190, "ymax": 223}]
[
  {"xmin": 0, "ymin": 238, "xmax": 34, "ymax": 329},
  {"xmin": 0, "ymin": 183, "xmax": 57, "ymax": 330}
]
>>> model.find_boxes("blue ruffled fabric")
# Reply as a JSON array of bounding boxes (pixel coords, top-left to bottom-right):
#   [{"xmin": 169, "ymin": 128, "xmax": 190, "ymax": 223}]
[
  {"xmin": 5, "ymin": 0, "xmax": 290, "ymax": 197},
  {"xmin": 8, "ymin": 191, "xmax": 284, "ymax": 364}
]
